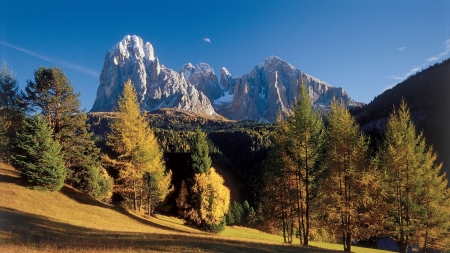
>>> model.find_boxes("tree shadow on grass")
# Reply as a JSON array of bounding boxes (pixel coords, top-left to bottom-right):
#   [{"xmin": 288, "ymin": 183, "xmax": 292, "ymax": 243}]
[
  {"xmin": 58, "ymin": 185, "xmax": 200, "ymax": 235},
  {"xmin": 0, "ymin": 207, "xmax": 340, "ymax": 253},
  {"xmin": 0, "ymin": 165, "xmax": 197, "ymax": 236},
  {"xmin": 0, "ymin": 167, "xmax": 23, "ymax": 185}
]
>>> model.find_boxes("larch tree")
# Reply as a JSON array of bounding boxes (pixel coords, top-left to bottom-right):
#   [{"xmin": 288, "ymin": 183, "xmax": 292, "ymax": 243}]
[
  {"xmin": 322, "ymin": 97, "xmax": 380, "ymax": 252},
  {"xmin": 176, "ymin": 128, "xmax": 230, "ymax": 232},
  {"xmin": 263, "ymin": 114, "xmax": 297, "ymax": 242},
  {"xmin": 12, "ymin": 114, "xmax": 66, "ymax": 191},
  {"xmin": 379, "ymin": 100, "xmax": 448, "ymax": 253},
  {"xmin": 105, "ymin": 79, "xmax": 171, "ymax": 211},
  {"xmin": 191, "ymin": 167, "xmax": 230, "ymax": 232},
  {"xmin": 22, "ymin": 67, "xmax": 111, "ymax": 199},
  {"xmin": 0, "ymin": 64, "xmax": 23, "ymax": 163},
  {"xmin": 418, "ymin": 149, "xmax": 450, "ymax": 252},
  {"xmin": 285, "ymin": 81, "xmax": 325, "ymax": 246}
]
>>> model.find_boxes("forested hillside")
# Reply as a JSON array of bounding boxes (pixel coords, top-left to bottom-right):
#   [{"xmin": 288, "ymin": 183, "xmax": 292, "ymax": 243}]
[
  {"xmin": 88, "ymin": 110, "xmax": 275, "ymax": 207},
  {"xmin": 352, "ymin": 58, "xmax": 450, "ymax": 181}
]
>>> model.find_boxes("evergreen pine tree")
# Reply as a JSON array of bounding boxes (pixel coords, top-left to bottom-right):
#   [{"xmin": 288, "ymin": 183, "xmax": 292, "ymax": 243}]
[
  {"xmin": 23, "ymin": 67, "xmax": 111, "ymax": 198},
  {"xmin": 189, "ymin": 128, "xmax": 212, "ymax": 174},
  {"xmin": 12, "ymin": 114, "xmax": 66, "ymax": 191},
  {"xmin": 0, "ymin": 64, "xmax": 23, "ymax": 162}
]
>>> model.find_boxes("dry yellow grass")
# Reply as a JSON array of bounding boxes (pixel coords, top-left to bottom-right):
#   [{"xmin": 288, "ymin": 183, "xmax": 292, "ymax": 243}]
[{"xmin": 0, "ymin": 162, "xmax": 392, "ymax": 252}]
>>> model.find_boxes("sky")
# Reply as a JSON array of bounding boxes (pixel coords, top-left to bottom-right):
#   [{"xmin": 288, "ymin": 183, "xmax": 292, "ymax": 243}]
[{"xmin": 1, "ymin": 0, "xmax": 449, "ymax": 111}]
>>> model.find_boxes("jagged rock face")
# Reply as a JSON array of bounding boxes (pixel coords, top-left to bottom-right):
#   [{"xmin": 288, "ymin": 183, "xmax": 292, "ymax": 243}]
[
  {"xmin": 179, "ymin": 63, "xmax": 223, "ymax": 100},
  {"xmin": 219, "ymin": 67, "xmax": 235, "ymax": 94},
  {"xmin": 220, "ymin": 56, "xmax": 360, "ymax": 122},
  {"xmin": 91, "ymin": 35, "xmax": 215, "ymax": 116},
  {"xmin": 91, "ymin": 35, "xmax": 361, "ymax": 122}
]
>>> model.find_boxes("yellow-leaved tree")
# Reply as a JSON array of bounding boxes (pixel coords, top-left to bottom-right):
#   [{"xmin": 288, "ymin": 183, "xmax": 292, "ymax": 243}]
[
  {"xmin": 104, "ymin": 80, "xmax": 171, "ymax": 212},
  {"xmin": 192, "ymin": 167, "xmax": 230, "ymax": 230}
]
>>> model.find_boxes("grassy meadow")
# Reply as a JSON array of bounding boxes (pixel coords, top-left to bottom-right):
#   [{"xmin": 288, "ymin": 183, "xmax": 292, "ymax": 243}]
[{"xmin": 0, "ymin": 162, "xmax": 394, "ymax": 252}]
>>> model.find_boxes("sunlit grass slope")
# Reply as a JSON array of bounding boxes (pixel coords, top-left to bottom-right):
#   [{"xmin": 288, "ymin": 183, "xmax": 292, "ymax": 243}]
[{"xmin": 0, "ymin": 162, "xmax": 392, "ymax": 252}]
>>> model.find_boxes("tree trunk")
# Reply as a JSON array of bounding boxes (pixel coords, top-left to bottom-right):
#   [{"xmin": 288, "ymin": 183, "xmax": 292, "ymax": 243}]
[
  {"xmin": 133, "ymin": 180, "xmax": 137, "ymax": 211},
  {"xmin": 138, "ymin": 190, "xmax": 142, "ymax": 213},
  {"xmin": 343, "ymin": 232, "xmax": 351, "ymax": 252},
  {"xmin": 148, "ymin": 195, "xmax": 152, "ymax": 216}
]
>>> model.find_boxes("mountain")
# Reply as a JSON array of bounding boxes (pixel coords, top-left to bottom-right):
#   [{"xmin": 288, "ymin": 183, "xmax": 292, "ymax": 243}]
[
  {"xmin": 353, "ymin": 58, "xmax": 450, "ymax": 183},
  {"xmin": 217, "ymin": 56, "xmax": 362, "ymax": 122},
  {"xmin": 91, "ymin": 35, "xmax": 216, "ymax": 116},
  {"xmin": 91, "ymin": 35, "xmax": 362, "ymax": 122}
]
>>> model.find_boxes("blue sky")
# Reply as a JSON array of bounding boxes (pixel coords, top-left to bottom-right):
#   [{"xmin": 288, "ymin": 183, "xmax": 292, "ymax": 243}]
[{"xmin": 1, "ymin": 0, "xmax": 449, "ymax": 110}]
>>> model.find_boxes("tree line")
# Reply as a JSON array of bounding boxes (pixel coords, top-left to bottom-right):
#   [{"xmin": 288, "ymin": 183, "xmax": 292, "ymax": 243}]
[{"xmin": 262, "ymin": 83, "xmax": 450, "ymax": 252}]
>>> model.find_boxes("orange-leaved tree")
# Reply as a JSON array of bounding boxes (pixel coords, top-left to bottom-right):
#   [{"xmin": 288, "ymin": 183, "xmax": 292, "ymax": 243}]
[{"xmin": 104, "ymin": 80, "xmax": 171, "ymax": 211}]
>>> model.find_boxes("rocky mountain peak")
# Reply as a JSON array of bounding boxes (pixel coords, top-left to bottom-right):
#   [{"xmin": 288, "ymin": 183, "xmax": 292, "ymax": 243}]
[
  {"xmin": 91, "ymin": 35, "xmax": 216, "ymax": 116},
  {"xmin": 179, "ymin": 62, "xmax": 222, "ymax": 101}
]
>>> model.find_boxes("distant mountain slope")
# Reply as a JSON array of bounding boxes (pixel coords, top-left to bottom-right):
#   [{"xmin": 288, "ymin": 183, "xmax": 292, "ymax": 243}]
[{"xmin": 353, "ymin": 58, "xmax": 450, "ymax": 181}]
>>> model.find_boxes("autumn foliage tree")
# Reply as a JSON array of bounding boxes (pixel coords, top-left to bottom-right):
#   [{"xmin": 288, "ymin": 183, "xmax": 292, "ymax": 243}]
[
  {"xmin": 285, "ymin": 82, "xmax": 325, "ymax": 246},
  {"xmin": 321, "ymin": 98, "xmax": 383, "ymax": 252},
  {"xmin": 379, "ymin": 100, "xmax": 450, "ymax": 253},
  {"xmin": 191, "ymin": 167, "xmax": 230, "ymax": 231},
  {"xmin": 176, "ymin": 128, "xmax": 230, "ymax": 232},
  {"xmin": 262, "ymin": 114, "xmax": 297, "ymax": 242},
  {"xmin": 105, "ymin": 80, "xmax": 171, "ymax": 211}
]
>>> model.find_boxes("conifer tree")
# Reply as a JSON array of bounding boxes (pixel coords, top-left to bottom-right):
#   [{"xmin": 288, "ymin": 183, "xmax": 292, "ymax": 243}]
[
  {"xmin": 105, "ymin": 80, "xmax": 171, "ymax": 211},
  {"xmin": 322, "ymin": 98, "xmax": 381, "ymax": 252},
  {"xmin": 263, "ymin": 114, "xmax": 297, "ymax": 242},
  {"xmin": 0, "ymin": 64, "xmax": 23, "ymax": 162},
  {"xmin": 189, "ymin": 128, "xmax": 212, "ymax": 174},
  {"xmin": 23, "ymin": 67, "xmax": 111, "ymax": 198},
  {"xmin": 12, "ymin": 114, "xmax": 66, "ymax": 191},
  {"xmin": 418, "ymin": 150, "xmax": 450, "ymax": 252},
  {"xmin": 285, "ymin": 82, "xmax": 325, "ymax": 246},
  {"xmin": 379, "ymin": 100, "xmax": 450, "ymax": 253}
]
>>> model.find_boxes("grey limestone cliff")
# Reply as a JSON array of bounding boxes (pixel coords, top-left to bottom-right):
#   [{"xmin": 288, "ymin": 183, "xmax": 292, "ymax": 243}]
[{"xmin": 91, "ymin": 35, "xmax": 215, "ymax": 116}]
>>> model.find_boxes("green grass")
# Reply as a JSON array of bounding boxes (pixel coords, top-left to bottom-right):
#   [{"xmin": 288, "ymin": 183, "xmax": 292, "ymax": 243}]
[{"xmin": 0, "ymin": 162, "xmax": 393, "ymax": 252}]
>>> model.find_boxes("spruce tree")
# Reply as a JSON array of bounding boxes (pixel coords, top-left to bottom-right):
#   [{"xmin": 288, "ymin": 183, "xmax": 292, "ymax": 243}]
[
  {"xmin": 0, "ymin": 64, "xmax": 23, "ymax": 162},
  {"xmin": 12, "ymin": 114, "xmax": 66, "ymax": 191},
  {"xmin": 105, "ymin": 80, "xmax": 171, "ymax": 211},
  {"xmin": 189, "ymin": 128, "xmax": 212, "ymax": 174},
  {"xmin": 23, "ymin": 67, "xmax": 111, "ymax": 198}
]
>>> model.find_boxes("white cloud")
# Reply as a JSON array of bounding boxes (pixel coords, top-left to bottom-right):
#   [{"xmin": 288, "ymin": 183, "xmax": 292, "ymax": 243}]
[
  {"xmin": 0, "ymin": 41, "xmax": 99, "ymax": 77},
  {"xmin": 390, "ymin": 66, "xmax": 421, "ymax": 82},
  {"xmin": 203, "ymin": 37, "xmax": 211, "ymax": 43},
  {"xmin": 426, "ymin": 39, "xmax": 450, "ymax": 63},
  {"xmin": 383, "ymin": 84, "xmax": 396, "ymax": 92},
  {"xmin": 389, "ymin": 39, "xmax": 450, "ymax": 87}
]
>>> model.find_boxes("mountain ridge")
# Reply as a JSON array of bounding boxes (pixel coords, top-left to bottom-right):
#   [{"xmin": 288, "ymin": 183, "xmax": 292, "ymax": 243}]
[{"xmin": 91, "ymin": 35, "xmax": 363, "ymax": 122}]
